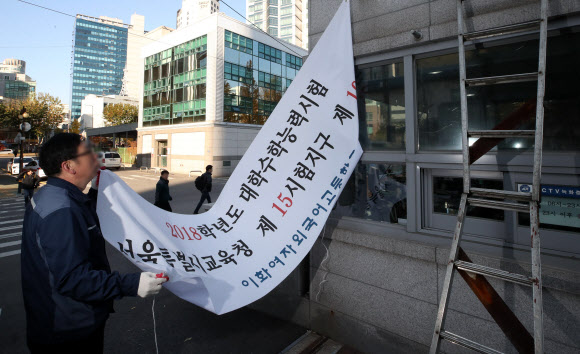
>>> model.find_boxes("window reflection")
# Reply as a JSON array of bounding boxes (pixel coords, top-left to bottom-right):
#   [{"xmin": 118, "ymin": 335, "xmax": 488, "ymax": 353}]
[
  {"xmin": 335, "ymin": 163, "xmax": 407, "ymax": 224},
  {"xmin": 357, "ymin": 63, "xmax": 405, "ymax": 150},
  {"xmin": 433, "ymin": 177, "xmax": 504, "ymax": 220},
  {"xmin": 143, "ymin": 35, "xmax": 207, "ymax": 126},
  {"xmin": 417, "ymin": 30, "xmax": 580, "ymax": 151}
]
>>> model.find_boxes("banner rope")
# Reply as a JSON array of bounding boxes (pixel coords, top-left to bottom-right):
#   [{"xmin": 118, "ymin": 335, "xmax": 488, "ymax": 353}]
[
  {"xmin": 315, "ymin": 224, "xmax": 330, "ymax": 302},
  {"xmin": 152, "ymin": 296, "xmax": 159, "ymax": 354}
]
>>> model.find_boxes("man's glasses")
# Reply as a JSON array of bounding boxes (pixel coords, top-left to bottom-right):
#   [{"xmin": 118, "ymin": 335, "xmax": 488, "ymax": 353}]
[{"xmin": 71, "ymin": 149, "xmax": 95, "ymax": 159}]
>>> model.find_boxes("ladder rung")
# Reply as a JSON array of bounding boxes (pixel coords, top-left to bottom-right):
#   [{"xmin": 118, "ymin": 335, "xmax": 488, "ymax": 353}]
[
  {"xmin": 454, "ymin": 260, "xmax": 533, "ymax": 286},
  {"xmin": 468, "ymin": 198, "xmax": 529, "ymax": 213},
  {"xmin": 463, "ymin": 20, "xmax": 542, "ymax": 41},
  {"xmin": 439, "ymin": 331, "xmax": 503, "ymax": 354},
  {"xmin": 468, "ymin": 130, "xmax": 535, "ymax": 138},
  {"xmin": 470, "ymin": 187, "xmax": 532, "ymax": 202},
  {"xmin": 465, "ymin": 73, "xmax": 538, "ymax": 86}
]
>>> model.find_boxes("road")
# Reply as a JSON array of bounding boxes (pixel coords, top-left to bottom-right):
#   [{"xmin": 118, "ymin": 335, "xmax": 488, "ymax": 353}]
[{"xmin": 0, "ymin": 158, "xmax": 306, "ymax": 353}]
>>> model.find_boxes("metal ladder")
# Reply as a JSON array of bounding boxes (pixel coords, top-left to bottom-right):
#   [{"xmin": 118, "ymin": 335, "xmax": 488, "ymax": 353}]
[{"xmin": 430, "ymin": 0, "xmax": 548, "ymax": 352}]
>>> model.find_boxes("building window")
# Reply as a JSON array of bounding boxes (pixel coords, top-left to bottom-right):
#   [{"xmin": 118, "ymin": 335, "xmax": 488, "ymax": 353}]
[
  {"xmin": 268, "ymin": 17, "xmax": 278, "ymax": 26},
  {"xmin": 225, "ymin": 30, "xmax": 253, "ymax": 54},
  {"xmin": 142, "ymin": 35, "xmax": 207, "ymax": 126},
  {"xmin": 357, "ymin": 62, "xmax": 405, "ymax": 151},
  {"xmin": 433, "ymin": 176, "xmax": 504, "ymax": 221},
  {"xmin": 281, "ymin": 6, "xmax": 293, "ymax": 15},
  {"xmin": 335, "ymin": 163, "xmax": 407, "ymax": 224},
  {"xmin": 269, "ymin": 7, "xmax": 278, "ymax": 15},
  {"xmin": 280, "ymin": 26, "xmax": 292, "ymax": 36},
  {"xmin": 221, "ymin": 30, "xmax": 303, "ymax": 126},
  {"xmin": 258, "ymin": 42, "xmax": 282, "ymax": 64},
  {"xmin": 258, "ymin": 71, "xmax": 282, "ymax": 91},
  {"xmin": 417, "ymin": 30, "xmax": 580, "ymax": 152},
  {"xmin": 285, "ymin": 53, "xmax": 302, "ymax": 70},
  {"xmin": 268, "ymin": 27, "xmax": 279, "ymax": 36},
  {"xmin": 281, "ymin": 16, "xmax": 292, "ymax": 26},
  {"xmin": 224, "ymin": 62, "xmax": 254, "ymax": 84}
]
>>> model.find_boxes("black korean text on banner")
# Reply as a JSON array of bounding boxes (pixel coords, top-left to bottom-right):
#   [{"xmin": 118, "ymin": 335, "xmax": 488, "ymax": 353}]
[{"xmin": 97, "ymin": 0, "xmax": 362, "ymax": 315}]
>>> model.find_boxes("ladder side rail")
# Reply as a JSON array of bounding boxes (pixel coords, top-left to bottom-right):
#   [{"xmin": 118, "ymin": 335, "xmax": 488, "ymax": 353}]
[
  {"xmin": 457, "ymin": 0, "xmax": 470, "ymax": 193},
  {"xmin": 430, "ymin": 194, "xmax": 469, "ymax": 354},
  {"xmin": 530, "ymin": 201, "xmax": 544, "ymax": 353},
  {"xmin": 532, "ymin": 0, "xmax": 548, "ymax": 201}
]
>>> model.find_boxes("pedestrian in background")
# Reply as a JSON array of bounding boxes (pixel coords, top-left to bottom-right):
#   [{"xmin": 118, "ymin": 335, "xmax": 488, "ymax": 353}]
[
  {"xmin": 154, "ymin": 169, "xmax": 172, "ymax": 212},
  {"xmin": 18, "ymin": 166, "xmax": 38, "ymax": 206},
  {"xmin": 21, "ymin": 133, "xmax": 167, "ymax": 353},
  {"xmin": 194, "ymin": 164, "xmax": 213, "ymax": 214}
]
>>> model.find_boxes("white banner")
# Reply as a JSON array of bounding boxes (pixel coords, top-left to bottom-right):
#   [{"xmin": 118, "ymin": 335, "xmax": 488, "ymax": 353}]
[{"xmin": 97, "ymin": 1, "xmax": 362, "ymax": 315}]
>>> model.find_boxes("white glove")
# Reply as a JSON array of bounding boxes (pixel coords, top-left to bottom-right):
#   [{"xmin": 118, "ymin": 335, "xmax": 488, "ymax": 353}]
[{"xmin": 137, "ymin": 272, "xmax": 168, "ymax": 298}]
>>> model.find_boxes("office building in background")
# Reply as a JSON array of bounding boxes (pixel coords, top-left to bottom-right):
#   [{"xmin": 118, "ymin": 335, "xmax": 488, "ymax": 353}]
[
  {"xmin": 177, "ymin": 0, "xmax": 220, "ymax": 29},
  {"xmin": 138, "ymin": 11, "xmax": 306, "ymax": 176},
  {"xmin": 0, "ymin": 58, "xmax": 36, "ymax": 101},
  {"xmin": 70, "ymin": 15, "xmax": 130, "ymax": 120},
  {"xmin": 71, "ymin": 14, "xmax": 174, "ymax": 123},
  {"xmin": 246, "ymin": 0, "xmax": 308, "ymax": 50}
]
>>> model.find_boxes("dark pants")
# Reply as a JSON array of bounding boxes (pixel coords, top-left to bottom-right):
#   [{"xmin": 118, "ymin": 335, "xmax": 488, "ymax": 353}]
[
  {"xmin": 194, "ymin": 191, "xmax": 211, "ymax": 214},
  {"xmin": 23, "ymin": 188, "xmax": 34, "ymax": 206},
  {"xmin": 154, "ymin": 200, "xmax": 172, "ymax": 212},
  {"xmin": 28, "ymin": 324, "xmax": 105, "ymax": 354}
]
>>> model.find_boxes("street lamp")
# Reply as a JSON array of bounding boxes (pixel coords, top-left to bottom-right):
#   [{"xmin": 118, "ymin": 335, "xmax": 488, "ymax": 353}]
[{"xmin": 18, "ymin": 108, "xmax": 31, "ymax": 173}]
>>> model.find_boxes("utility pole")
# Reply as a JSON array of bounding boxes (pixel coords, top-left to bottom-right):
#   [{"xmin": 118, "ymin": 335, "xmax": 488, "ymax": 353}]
[{"xmin": 18, "ymin": 107, "xmax": 31, "ymax": 173}]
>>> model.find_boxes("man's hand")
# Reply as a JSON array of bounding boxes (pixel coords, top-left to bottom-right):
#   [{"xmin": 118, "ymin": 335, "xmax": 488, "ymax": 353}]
[{"xmin": 137, "ymin": 272, "xmax": 168, "ymax": 298}]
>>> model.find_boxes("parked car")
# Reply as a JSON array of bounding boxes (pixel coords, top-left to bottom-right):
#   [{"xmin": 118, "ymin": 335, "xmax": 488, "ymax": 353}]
[
  {"xmin": 97, "ymin": 152, "xmax": 122, "ymax": 169},
  {"xmin": 0, "ymin": 149, "xmax": 14, "ymax": 155},
  {"xmin": 8, "ymin": 157, "xmax": 46, "ymax": 179},
  {"xmin": 22, "ymin": 160, "xmax": 47, "ymax": 179}
]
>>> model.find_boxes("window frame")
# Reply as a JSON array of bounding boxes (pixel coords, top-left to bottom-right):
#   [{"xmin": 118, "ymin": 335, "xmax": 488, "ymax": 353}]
[
  {"xmin": 338, "ymin": 18, "xmax": 580, "ymax": 263},
  {"xmin": 421, "ymin": 168, "xmax": 508, "ymax": 241}
]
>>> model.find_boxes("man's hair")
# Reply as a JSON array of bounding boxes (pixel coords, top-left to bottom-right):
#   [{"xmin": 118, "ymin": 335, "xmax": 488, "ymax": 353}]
[
  {"xmin": 206, "ymin": 165, "xmax": 213, "ymax": 172},
  {"xmin": 39, "ymin": 133, "xmax": 83, "ymax": 177},
  {"xmin": 161, "ymin": 170, "xmax": 169, "ymax": 176}
]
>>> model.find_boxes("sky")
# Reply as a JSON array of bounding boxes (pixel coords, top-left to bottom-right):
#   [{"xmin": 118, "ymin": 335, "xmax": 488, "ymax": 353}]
[{"xmin": 0, "ymin": 0, "xmax": 247, "ymax": 105}]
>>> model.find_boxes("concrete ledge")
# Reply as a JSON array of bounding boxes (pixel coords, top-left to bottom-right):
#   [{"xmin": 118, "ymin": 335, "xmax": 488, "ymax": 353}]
[{"xmin": 309, "ymin": 301, "xmax": 428, "ymax": 354}]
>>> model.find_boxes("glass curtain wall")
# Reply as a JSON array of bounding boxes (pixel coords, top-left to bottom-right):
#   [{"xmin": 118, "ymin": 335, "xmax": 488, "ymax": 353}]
[
  {"xmin": 71, "ymin": 18, "xmax": 128, "ymax": 120},
  {"xmin": 143, "ymin": 35, "xmax": 208, "ymax": 126},
  {"xmin": 416, "ymin": 31, "xmax": 580, "ymax": 152},
  {"xmin": 333, "ymin": 62, "xmax": 407, "ymax": 224},
  {"xmin": 223, "ymin": 30, "xmax": 302, "ymax": 125}
]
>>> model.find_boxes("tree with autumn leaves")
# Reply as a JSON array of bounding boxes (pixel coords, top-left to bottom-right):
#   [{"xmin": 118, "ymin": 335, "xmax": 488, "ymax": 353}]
[
  {"xmin": 103, "ymin": 103, "xmax": 138, "ymax": 126},
  {"xmin": 69, "ymin": 119, "xmax": 81, "ymax": 134},
  {"xmin": 0, "ymin": 93, "xmax": 65, "ymax": 144}
]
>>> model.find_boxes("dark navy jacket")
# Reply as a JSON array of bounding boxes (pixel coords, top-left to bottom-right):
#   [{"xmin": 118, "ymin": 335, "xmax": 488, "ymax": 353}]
[
  {"xmin": 155, "ymin": 177, "xmax": 172, "ymax": 203},
  {"xmin": 201, "ymin": 172, "xmax": 212, "ymax": 193},
  {"xmin": 21, "ymin": 177, "xmax": 140, "ymax": 344}
]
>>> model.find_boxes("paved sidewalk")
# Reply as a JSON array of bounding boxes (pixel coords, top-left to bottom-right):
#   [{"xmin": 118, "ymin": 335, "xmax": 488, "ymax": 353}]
[
  {"xmin": 0, "ymin": 174, "xmax": 19, "ymax": 199},
  {"xmin": 0, "ymin": 168, "xmax": 307, "ymax": 353}
]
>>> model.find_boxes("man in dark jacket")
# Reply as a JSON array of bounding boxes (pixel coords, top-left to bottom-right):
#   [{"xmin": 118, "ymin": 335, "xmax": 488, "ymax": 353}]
[
  {"xmin": 154, "ymin": 170, "xmax": 172, "ymax": 212},
  {"xmin": 194, "ymin": 164, "xmax": 213, "ymax": 214},
  {"xmin": 18, "ymin": 166, "xmax": 39, "ymax": 206},
  {"xmin": 21, "ymin": 133, "xmax": 167, "ymax": 353}
]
